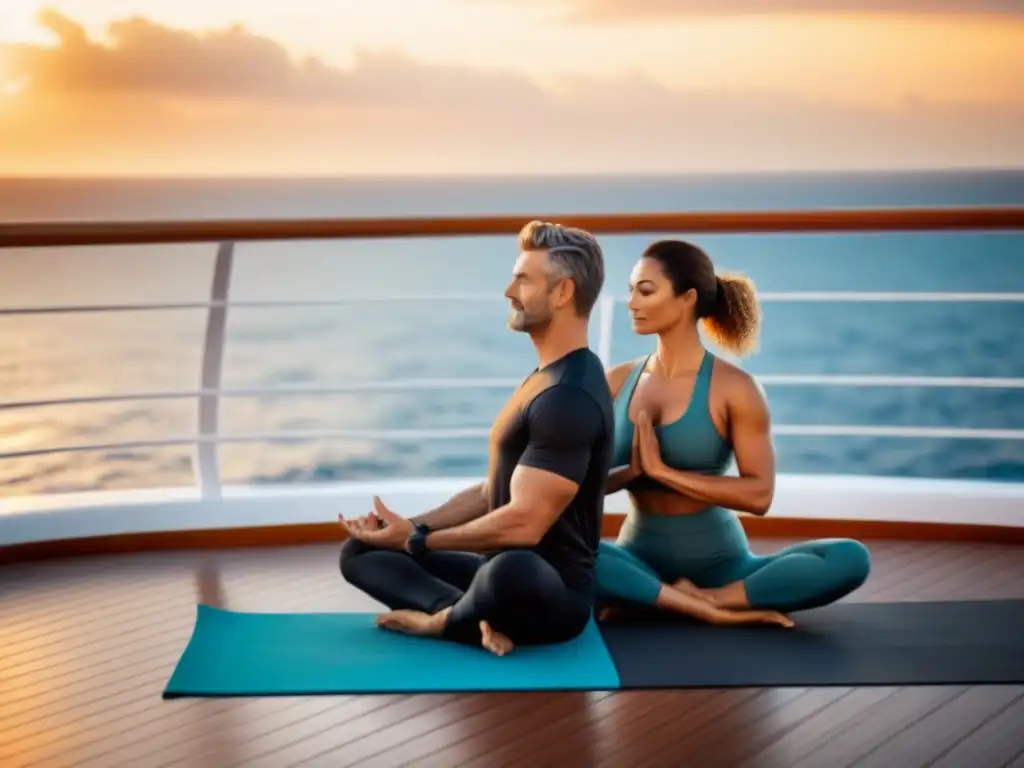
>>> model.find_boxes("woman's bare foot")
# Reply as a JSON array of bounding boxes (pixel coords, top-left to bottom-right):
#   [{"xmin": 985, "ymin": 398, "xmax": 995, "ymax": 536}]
[
  {"xmin": 597, "ymin": 605, "xmax": 624, "ymax": 622},
  {"xmin": 672, "ymin": 578, "xmax": 718, "ymax": 605},
  {"xmin": 479, "ymin": 621, "xmax": 514, "ymax": 656},
  {"xmin": 715, "ymin": 609, "xmax": 794, "ymax": 628},
  {"xmin": 375, "ymin": 609, "xmax": 447, "ymax": 637},
  {"xmin": 760, "ymin": 611, "xmax": 795, "ymax": 628}
]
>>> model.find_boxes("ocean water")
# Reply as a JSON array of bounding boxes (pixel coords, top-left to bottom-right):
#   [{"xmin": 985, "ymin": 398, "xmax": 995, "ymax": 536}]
[{"xmin": 1, "ymin": 170, "xmax": 1023, "ymax": 499}]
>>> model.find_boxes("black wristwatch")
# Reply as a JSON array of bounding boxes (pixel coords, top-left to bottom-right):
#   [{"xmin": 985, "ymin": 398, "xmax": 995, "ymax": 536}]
[{"xmin": 406, "ymin": 522, "xmax": 431, "ymax": 556}]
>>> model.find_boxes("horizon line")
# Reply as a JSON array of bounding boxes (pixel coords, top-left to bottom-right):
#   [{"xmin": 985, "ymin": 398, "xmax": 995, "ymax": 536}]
[{"xmin": 2, "ymin": 166, "xmax": 1024, "ymax": 183}]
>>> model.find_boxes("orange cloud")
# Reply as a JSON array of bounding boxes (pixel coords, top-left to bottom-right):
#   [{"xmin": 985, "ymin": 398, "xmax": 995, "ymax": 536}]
[
  {"xmin": 5, "ymin": 9, "xmax": 545, "ymax": 112},
  {"xmin": 483, "ymin": 0, "xmax": 1024, "ymax": 21},
  {"xmin": 1, "ymin": 10, "xmax": 1021, "ymax": 175}
]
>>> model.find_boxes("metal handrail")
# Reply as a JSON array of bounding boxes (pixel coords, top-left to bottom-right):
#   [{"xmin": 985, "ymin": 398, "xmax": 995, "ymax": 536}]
[
  {"xmin": 3, "ymin": 291, "xmax": 1024, "ymax": 317},
  {"xmin": 4, "ymin": 374, "xmax": 1024, "ymax": 411},
  {"xmin": 2, "ymin": 424, "xmax": 1022, "ymax": 462}
]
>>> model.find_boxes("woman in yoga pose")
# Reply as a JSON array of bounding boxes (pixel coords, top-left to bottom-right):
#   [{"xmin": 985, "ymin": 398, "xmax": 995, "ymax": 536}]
[{"xmin": 595, "ymin": 239, "xmax": 871, "ymax": 626}]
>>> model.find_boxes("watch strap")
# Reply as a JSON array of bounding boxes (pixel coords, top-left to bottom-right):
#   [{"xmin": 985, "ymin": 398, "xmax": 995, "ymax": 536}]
[{"xmin": 407, "ymin": 522, "xmax": 431, "ymax": 555}]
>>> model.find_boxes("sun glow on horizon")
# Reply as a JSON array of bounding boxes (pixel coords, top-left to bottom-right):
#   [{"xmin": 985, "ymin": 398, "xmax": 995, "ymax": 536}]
[{"xmin": 2, "ymin": 82, "xmax": 25, "ymax": 98}]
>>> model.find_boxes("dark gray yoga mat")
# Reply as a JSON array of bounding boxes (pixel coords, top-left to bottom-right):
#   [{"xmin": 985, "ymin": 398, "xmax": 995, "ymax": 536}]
[{"xmin": 599, "ymin": 599, "xmax": 1024, "ymax": 688}]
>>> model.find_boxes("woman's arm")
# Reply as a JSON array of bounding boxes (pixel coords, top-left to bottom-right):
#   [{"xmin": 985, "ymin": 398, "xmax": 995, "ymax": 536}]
[
  {"xmin": 645, "ymin": 374, "xmax": 776, "ymax": 515},
  {"xmin": 603, "ymin": 360, "xmax": 643, "ymax": 495}
]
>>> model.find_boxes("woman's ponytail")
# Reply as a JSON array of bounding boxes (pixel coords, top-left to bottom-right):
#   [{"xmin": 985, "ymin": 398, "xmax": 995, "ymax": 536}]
[{"xmin": 701, "ymin": 273, "xmax": 761, "ymax": 357}]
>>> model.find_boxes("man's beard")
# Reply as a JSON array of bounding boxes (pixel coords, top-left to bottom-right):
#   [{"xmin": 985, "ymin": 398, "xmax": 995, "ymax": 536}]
[{"xmin": 507, "ymin": 303, "xmax": 552, "ymax": 332}]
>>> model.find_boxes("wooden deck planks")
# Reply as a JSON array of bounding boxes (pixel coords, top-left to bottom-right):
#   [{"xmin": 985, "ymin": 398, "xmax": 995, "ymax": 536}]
[{"xmin": 2, "ymin": 537, "xmax": 1023, "ymax": 768}]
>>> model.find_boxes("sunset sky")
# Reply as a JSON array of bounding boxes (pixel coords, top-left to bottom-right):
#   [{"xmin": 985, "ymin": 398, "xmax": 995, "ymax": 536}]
[{"xmin": 1, "ymin": 0, "xmax": 1022, "ymax": 175}]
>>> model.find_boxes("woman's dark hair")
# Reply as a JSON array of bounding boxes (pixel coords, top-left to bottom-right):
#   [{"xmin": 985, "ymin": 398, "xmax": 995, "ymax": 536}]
[{"xmin": 641, "ymin": 239, "xmax": 761, "ymax": 357}]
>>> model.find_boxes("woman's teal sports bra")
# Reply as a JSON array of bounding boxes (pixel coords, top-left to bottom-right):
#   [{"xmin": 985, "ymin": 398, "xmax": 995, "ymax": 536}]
[{"xmin": 610, "ymin": 351, "xmax": 733, "ymax": 491}]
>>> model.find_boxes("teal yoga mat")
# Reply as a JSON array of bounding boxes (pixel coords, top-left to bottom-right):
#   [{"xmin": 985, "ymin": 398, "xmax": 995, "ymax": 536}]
[{"xmin": 163, "ymin": 604, "xmax": 621, "ymax": 698}]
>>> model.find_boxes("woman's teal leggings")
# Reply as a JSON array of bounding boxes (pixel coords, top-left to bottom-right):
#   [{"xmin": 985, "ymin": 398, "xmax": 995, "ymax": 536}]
[{"xmin": 595, "ymin": 508, "xmax": 872, "ymax": 612}]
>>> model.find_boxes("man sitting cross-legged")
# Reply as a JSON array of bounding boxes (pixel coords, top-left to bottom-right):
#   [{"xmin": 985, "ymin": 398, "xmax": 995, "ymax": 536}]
[{"xmin": 338, "ymin": 220, "xmax": 613, "ymax": 656}]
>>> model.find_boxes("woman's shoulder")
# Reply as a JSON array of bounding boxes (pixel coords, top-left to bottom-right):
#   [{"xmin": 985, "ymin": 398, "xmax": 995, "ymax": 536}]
[{"xmin": 710, "ymin": 356, "xmax": 769, "ymax": 409}]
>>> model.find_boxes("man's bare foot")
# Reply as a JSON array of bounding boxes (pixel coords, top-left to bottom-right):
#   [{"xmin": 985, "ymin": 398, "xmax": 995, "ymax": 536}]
[
  {"xmin": 375, "ymin": 609, "xmax": 446, "ymax": 637},
  {"xmin": 672, "ymin": 578, "xmax": 718, "ymax": 605},
  {"xmin": 479, "ymin": 621, "xmax": 514, "ymax": 656}
]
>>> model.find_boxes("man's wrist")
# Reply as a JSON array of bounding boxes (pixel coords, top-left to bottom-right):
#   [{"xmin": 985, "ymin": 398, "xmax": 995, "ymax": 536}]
[{"xmin": 406, "ymin": 522, "xmax": 431, "ymax": 556}]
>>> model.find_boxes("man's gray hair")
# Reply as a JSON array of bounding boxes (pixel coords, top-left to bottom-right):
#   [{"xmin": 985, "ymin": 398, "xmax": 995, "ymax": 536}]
[{"xmin": 518, "ymin": 220, "xmax": 605, "ymax": 316}]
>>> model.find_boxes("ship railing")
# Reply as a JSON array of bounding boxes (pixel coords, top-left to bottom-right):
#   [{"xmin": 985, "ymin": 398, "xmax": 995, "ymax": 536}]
[{"xmin": 2, "ymin": 207, "xmax": 1023, "ymax": 551}]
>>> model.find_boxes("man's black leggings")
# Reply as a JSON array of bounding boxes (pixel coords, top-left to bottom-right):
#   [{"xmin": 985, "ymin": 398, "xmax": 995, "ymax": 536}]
[{"xmin": 339, "ymin": 538, "xmax": 592, "ymax": 646}]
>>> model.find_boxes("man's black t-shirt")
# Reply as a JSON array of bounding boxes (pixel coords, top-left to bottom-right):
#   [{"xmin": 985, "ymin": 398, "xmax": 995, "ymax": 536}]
[{"xmin": 486, "ymin": 346, "xmax": 614, "ymax": 593}]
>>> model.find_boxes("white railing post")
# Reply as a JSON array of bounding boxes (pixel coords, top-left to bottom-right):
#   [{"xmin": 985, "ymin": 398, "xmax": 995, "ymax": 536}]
[
  {"xmin": 195, "ymin": 241, "xmax": 234, "ymax": 499},
  {"xmin": 595, "ymin": 294, "xmax": 615, "ymax": 368}
]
